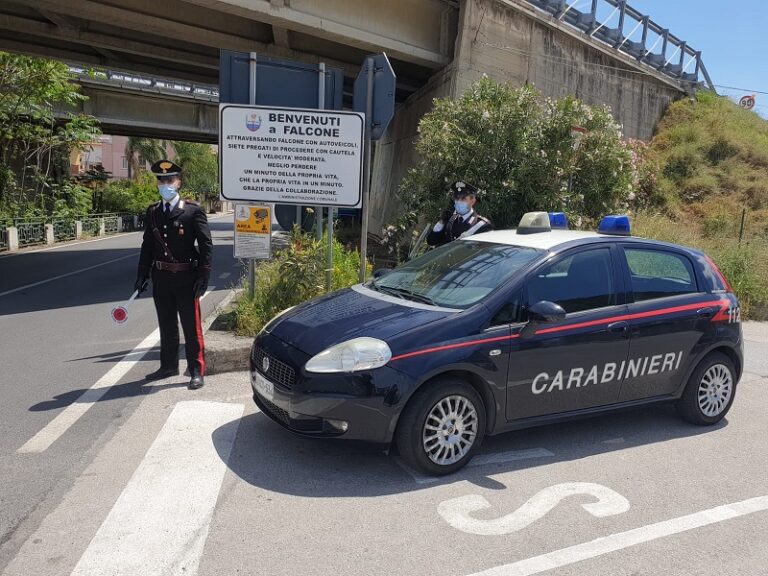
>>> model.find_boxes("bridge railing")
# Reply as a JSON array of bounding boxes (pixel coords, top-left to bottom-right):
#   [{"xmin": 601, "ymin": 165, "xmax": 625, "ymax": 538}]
[
  {"xmin": 68, "ymin": 66, "xmax": 219, "ymax": 101},
  {"xmin": 524, "ymin": 0, "xmax": 713, "ymax": 89}
]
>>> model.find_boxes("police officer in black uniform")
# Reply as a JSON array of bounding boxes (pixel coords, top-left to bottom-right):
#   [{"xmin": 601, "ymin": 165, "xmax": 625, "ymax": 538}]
[
  {"xmin": 135, "ymin": 160, "xmax": 213, "ymax": 389},
  {"xmin": 426, "ymin": 181, "xmax": 493, "ymax": 247}
]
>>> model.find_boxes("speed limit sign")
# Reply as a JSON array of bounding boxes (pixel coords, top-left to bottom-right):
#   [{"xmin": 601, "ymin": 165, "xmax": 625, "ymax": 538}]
[{"xmin": 739, "ymin": 94, "xmax": 756, "ymax": 110}]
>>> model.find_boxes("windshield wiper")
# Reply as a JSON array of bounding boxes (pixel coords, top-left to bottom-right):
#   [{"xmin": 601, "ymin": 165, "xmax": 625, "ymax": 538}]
[{"xmin": 379, "ymin": 286, "xmax": 436, "ymax": 306}]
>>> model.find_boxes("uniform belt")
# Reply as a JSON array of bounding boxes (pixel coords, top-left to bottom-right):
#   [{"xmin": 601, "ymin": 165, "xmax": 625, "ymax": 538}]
[{"xmin": 154, "ymin": 261, "xmax": 196, "ymax": 272}]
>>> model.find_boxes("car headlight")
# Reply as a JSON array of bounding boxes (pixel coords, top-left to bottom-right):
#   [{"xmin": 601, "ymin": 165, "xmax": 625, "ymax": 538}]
[{"xmin": 305, "ymin": 337, "xmax": 392, "ymax": 373}]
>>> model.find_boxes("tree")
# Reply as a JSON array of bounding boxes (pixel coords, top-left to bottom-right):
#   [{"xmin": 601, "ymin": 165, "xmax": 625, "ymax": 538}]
[
  {"xmin": 172, "ymin": 141, "xmax": 218, "ymax": 204},
  {"xmin": 124, "ymin": 137, "xmax": 166, "ymax": 179},
  {"xmin": 0, "ymin": 52, "xmax": 100, "ymax": 219},
  {"xmin": 395, "ymin": 77, "xmax": 635, "ymax": 236}
]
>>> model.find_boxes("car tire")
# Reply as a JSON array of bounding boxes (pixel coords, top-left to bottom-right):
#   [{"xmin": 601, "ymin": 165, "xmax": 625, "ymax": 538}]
[
  {"xmin": 396, "ymin": 379, "xmax": 486, "ymax": 476},
  {"xmin": 676, "ymin": 352, "xmax": 737, "ymax": 426}
]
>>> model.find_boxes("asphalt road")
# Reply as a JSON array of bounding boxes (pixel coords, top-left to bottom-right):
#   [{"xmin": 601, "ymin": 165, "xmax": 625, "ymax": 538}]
[
  {"xmin": 0, "ymin": 214, "xmax": 240, "ymax": 566},
  {"xmin": 1, "ymin": 234, "xmax": 767, "ymax": 575}
]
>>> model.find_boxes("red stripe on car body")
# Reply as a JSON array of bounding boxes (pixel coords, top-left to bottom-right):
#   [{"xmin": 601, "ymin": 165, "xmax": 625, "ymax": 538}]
[{"xmin": 390, "ymin": 299, "xmax": 730, "ymax": 362}]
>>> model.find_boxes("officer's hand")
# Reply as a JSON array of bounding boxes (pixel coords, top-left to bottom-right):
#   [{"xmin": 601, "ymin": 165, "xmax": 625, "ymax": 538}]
[
  {"xmin": 193, "ymin": 276, "xmax": 208, "ymax": 298},
  {"xmin": 441, "ymin": 208, "xmax": 454, "ymax": 223},
  {"xmin": 134, "ymin": 276, "xmax": 149, "ymax": 294}
]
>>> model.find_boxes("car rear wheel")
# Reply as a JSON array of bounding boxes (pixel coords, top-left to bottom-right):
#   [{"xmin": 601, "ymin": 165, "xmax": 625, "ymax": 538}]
[
  {"xmin": 677, "ymin": 352, "xmax": 737, "ymax": 426},
  {"xmin": 396, "ymin": 379, "xmax": 486, "ymax": 476}
]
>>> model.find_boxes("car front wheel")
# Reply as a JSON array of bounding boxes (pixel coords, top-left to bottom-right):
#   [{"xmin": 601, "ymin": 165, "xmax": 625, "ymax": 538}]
[{"xmin": 396, "ymin": 379, "xmax": 486, "ymax": 476}]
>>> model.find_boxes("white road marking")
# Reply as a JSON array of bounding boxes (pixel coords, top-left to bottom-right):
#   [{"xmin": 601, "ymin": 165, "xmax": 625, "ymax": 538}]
[
  {"xmin": 439, "ymin": 482, "xmax": 630, "ymax": 536},
  {"xmin": 394, "ymin": 448, "xmax": 555, "ymax": 485},
  {"xmin": 0, "ymin": 254, "xmax": 136, "ymax": 298},
  {"xmin": 17, "ymin": 289, "xmax": 213, "ymax": 453},
  {"xmin": 69, "ymin": 400, "xmax": 244, "ymax": 576},
  {"xmin": 465, "ymin": 496, "xmax": 768, "ymax": 576},
  {"xmin": 218, "ymin": 272, "xmax": 231, "ymax": 279}
]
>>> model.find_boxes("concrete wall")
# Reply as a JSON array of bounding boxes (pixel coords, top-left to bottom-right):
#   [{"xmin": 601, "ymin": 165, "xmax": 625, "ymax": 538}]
[
  {"xmin": 369, "ymin": 0, "xmax": 687, "ymax": 232},
  {"xmin": 369, "ymin": 66, "xmax": 455, "ymax": 235},
  {"xmin": 453, "ymin": 0, "xmax": 684, "ymax": 140}
]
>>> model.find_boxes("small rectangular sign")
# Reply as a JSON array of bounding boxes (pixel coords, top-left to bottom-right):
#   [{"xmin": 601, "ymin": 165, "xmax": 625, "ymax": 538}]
[
  {"xmin": 220, "ymin": 104, "xmax": 364, "ymax": 207},
  {"xmin": 234, "ymin": 204, "xmax": 271, "ymax": 260}
]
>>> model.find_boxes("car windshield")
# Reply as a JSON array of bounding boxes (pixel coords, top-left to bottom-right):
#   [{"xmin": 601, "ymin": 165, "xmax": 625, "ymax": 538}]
[{"xmin": 369, "ymin": 240, "xmax": 542, "ymax": 309}]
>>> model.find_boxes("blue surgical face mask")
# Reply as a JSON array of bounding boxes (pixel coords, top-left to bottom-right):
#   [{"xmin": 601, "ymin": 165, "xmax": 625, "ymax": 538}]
[
  {"xmin": 158, "ymin": 184, "xmax": 178, "ymax": 202},
  {"xmin": 454, "ymin": 200, "xmax": 470, "ymax": 215}
]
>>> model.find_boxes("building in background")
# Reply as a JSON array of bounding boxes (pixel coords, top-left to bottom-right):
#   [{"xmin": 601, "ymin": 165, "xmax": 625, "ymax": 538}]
[{"xmin": 71, "ymin": 135, "xmax": 175, "ymax": 179}]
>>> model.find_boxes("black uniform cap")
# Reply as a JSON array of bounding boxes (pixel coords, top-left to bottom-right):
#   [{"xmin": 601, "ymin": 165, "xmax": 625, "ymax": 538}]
[
  {"xmin": 150, "ymin": 159, "xmax": 182, "ymax": 178},
  {"xmin": 451, "ymin": 181, "xmax": 481, "ymax": 198}
]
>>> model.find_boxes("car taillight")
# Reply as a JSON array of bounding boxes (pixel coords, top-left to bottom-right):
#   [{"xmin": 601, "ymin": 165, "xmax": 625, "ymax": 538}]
[{"xmin": 704, "ymin": 255, "xmax": 733, "ymax": 293}]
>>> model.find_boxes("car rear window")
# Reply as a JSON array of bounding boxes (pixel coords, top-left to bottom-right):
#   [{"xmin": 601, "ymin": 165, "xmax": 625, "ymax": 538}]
[{"xmin": 624, "ymin": 248, "xmax": 698, "ymax": 302}]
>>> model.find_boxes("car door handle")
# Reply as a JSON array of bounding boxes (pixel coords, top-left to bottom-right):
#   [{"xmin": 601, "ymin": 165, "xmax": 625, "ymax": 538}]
[
  {"xmin": 607, "ymin": 321, "xmax": 629, "ymax": 338},
  {"xmin": 697, "ymin": 307, "xmax": 715, "ymax": 319}
]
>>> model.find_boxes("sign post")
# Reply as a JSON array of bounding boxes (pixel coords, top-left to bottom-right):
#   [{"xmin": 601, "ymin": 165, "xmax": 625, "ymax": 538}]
[{"xmin": 353, "ymin": 53, "xmax": 396, "ymax": 282}]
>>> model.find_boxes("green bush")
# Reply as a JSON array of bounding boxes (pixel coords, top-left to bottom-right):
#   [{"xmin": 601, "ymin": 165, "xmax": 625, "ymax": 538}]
[
  {"xmin": 233, "ymin": 227, "xmax": 369, "ymax": 336},
  {"xmin": 101, "ymin": 172, "xmax": 159, "ymax": 213},
  {"xmin": 394, "ymin": 77, "xmax": 635, "ymax": 238}
]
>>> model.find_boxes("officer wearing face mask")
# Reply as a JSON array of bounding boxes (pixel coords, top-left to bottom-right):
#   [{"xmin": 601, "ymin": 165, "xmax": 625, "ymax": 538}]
[
  {"xmin": 134, "ymin": 160, "xmax": 213, "ymax": 390},
  {"xmin": 426, "ymin": 181, "xmax": 493, "ymax": 247}
]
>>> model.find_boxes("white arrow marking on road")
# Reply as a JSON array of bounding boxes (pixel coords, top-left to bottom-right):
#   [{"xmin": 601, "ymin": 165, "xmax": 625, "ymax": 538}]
[
  {"xmin": 68, "ymin": 400, "xmax": 243, "ymax": 576},
  {"xmin": 17, "ymin": 289, "xmax": 214, "ymax": 454},
  {"xmin": 465, "ymin": 495, "xmax": 768, "ymax": 576},
  {"xmin": 0, "ymin": 254, "xmax": 136, "ymax": 298},
  {"xmin": 439, "ymin": 482, "xmax": 630, "ymax": 536},
  {"xmin": 218, "ymin": 272, "xmax": 231, "ymax": 279}
]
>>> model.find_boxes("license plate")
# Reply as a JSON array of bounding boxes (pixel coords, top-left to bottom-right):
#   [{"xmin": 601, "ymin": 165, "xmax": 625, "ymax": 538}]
[{"xmin": 252, "ymin": 371, "xmax": 274, "ymax": 402}]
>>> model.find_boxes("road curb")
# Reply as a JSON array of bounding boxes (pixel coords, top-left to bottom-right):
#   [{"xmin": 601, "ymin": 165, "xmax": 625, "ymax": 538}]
[{"xmin": 202, "ymin": 288, "xmax": 252, "ymax": 375}]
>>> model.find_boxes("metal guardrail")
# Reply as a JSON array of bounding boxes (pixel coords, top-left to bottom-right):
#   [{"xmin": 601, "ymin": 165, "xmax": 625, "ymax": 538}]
[
  {"xmin": 80, "ymin": 215, "xmax": 102, "ymax": 237},
  {"xmin": 53, "ymin": 219, "xmax": 77, "ymax": 241},
  {"xmin": 17, "ymin": 221, "xmax": 46, "ymax": 248},
  {"xmin": 0, "ymin": 226, "xmax": 7, "ymax": 252},
  {"xmin": 523, "ymin": 0, "xmax": 713, "ymax": 89},
  {"xmin": 104, "ymin": 215, "xmax": 119, "ymax": 235},
  {"xmin": 68, "ymin": 66, "xmax": 219, "ymax": 101}
]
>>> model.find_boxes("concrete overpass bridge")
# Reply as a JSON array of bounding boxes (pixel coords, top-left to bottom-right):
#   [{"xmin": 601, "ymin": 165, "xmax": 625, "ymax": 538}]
[{"xmin": 2, "ymin": 0, "xmax": 712, "ymax": 229}]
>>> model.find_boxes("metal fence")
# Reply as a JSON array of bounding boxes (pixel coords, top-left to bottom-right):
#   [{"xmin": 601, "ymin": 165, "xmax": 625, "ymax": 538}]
[
  {"xmin": 53, "ymin": 219, "xmax": 77, "ymax": 242},
  {"xmin": 80, "ymin": 216, "xmax": 102, "ymax": 237},
  {"xmin": 103, "ymin": 215, "xmax": 120, "ymax": 235},
  {"xmin": 3, "ymin": 213, "xmax": 142, "ymax": 249},
  {"xmin": 16, "ymin": 220, "xmax": 46, "ymax": 248}
]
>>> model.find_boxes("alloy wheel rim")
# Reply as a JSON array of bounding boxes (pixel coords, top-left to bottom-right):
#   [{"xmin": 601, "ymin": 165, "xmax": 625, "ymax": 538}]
[
  {"xmin": 697, "ymin": 363, "xmax": 733, "ymax": 417},
  {"xmin": 422, "ymin": 395, "xmax": 478, "ymax": 466}
]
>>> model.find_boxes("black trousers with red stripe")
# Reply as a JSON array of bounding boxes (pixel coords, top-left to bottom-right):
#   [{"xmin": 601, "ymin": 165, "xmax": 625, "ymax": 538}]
[{"xmin": 151, "ymin": 269, "xmax": 205, "ymax": 376}]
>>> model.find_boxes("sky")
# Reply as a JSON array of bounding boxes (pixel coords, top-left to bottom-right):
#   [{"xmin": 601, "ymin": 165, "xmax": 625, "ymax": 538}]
[{"xmin": 587, "ymin": 0, "xmax": 768, "ymax": 116}]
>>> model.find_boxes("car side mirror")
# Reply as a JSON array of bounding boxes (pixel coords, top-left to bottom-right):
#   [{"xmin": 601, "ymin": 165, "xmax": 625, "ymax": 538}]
[
  {"xmin": 373, "ymin": 268, "xmax": 392, "ymax": 279},
  {"xmin": 520, "ymin": 300, "xmax": 566, "ymax": 339},
  {"xmin": 529, "ymin": 300, "xmax": 567, "ymax": 323}
]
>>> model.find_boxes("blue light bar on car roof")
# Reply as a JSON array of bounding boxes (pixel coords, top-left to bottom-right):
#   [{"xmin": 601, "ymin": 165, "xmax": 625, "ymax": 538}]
[
  {"xmin": 598, "ymin": 215, "xmax": 631, "ymax": 236},
  {"xmin": 548, "ymin": 212, "xmax": 568, "ymax": 229}
]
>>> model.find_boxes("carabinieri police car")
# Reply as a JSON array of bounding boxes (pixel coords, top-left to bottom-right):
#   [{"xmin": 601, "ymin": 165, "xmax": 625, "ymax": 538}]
[{"xmin": 250, "ymin": 212, "xmax": 742, "ymax": 475}]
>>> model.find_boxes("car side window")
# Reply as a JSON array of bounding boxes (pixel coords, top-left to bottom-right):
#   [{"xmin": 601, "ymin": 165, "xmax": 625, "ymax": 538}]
[
  {"xmin": 491, "ymin": 290, "xmax": 523, "ymax": 325},
  {"xmin": 526, "ymin": 248, "xmax": 614, "ymax": 314},
  {"xmin": 623, "ymin": 248, "xmax": 698, "ymax": 302}
]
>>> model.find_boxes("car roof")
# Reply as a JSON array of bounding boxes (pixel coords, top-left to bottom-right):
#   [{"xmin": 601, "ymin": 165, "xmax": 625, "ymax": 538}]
[{"xmin": 467, "ymin": 229, "xmax": 604, "ymax": 250}]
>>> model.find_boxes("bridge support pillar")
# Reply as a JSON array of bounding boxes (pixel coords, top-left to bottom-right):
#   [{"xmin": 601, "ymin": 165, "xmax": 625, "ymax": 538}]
[
  {"xmin": 45, "ymin": 224, "xmax": 55, "ymax": 245},
  {"xmin": 7, "ymin": 227, "xmax": 18, "ymax": 252}
]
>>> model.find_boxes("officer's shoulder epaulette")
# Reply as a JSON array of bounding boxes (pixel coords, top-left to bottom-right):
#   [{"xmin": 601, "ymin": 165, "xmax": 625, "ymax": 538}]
[{"xmin": 183, "ymin": 199, "xmax": 200, "ymax": 206}]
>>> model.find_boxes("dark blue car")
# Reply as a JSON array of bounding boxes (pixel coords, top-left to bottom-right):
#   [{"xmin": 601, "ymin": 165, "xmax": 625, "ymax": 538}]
[{"xmin": 250, "ymin": 213, "xmax": 743, "ymax": 475}]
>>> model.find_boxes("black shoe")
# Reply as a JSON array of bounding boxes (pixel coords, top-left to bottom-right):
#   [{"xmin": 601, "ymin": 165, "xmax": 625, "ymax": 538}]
[
  {"xmin": 145, "ymin": 367, "xmax": 180, "ymax": 381},
  {"xmin": 188, "ymin": 374, "xmax": 204, "ymax": 390}
]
